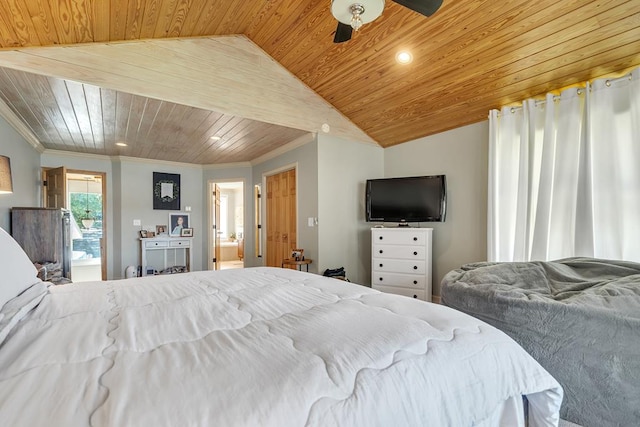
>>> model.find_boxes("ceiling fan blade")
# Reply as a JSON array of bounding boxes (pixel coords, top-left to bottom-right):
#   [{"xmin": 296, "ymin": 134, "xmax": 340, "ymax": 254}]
[
  {"xmin": 392, "ymin": 0, "xmax": 443, "ymax": 17},
  {"xmin": 333, "ymin": 22, "xmax": 353, "ymax": 43}
]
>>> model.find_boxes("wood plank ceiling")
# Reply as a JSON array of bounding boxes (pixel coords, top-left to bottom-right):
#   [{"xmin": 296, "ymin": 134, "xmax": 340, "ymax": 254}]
[{"xmin": 0, "ymin": 0, "xmax": 637, "ymax": 163}]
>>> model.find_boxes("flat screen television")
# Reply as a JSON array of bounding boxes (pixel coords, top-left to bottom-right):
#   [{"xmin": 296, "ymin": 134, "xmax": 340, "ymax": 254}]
[{"xmin": 365, "ymin": 175, "xmax": 446, "ymax": 223}]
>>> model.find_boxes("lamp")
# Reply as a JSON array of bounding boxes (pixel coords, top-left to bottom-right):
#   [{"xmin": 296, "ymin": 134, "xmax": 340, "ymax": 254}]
[
  {"xmin": 331, "ymin": 0, "xmax": 385, "ymax": 31},
  {"xmin": 0, "ymin": 155, "xmax": 12, "ymax": 194},
  {"xmin": 81, "ymin": 177, "xmax": 95, "ymax": 229}
]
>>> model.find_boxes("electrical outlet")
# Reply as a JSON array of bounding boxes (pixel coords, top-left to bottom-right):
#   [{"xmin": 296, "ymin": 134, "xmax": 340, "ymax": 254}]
[
  {"xmin": 133, "ymin": 219, "xmax": 141, "ymax": 226},
  {"xmin": 308, "ymin": 217, "xmax": 314, "ymax": 227}
]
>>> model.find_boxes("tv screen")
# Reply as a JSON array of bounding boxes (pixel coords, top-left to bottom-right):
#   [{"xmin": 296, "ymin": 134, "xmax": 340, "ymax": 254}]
[{"xmin": 366, "ymin": 175, "xmax": 446, "ymax": 223}]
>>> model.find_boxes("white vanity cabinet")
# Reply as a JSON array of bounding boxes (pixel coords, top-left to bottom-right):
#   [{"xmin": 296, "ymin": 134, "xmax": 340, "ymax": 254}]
[{"xmin": 371, "ymin": 227, "xmax": 432, "ymax": 301}]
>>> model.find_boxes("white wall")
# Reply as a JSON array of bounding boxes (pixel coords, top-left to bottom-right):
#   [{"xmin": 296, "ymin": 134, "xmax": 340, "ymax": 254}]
[
  {"xmin": 116, "ymin": 158, "xmax": 204, "ymax": 277},
  {"xmin": 0, "ymin": 117, "xmax": 41, "ymax": 231},
  {"xmin": 384, "ymin": 121, "xmax": 489, "ymax": 296},
  {"xmin": 251, "ymin": 138, "xmax": 319, "ymax": 272},
  {"xmin": 318, "ymin": 134, "xmax": 384, "ymax": 285}
]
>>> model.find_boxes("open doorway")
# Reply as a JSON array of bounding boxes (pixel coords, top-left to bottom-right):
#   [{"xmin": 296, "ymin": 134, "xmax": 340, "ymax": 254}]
[
  {"xmin": 43, "ymin": 167, "xmax": 107, "ymax": 282},
  {"xmin": 209, "ymin": 181, "xmax": 244, "ymax": 270},
  {"xmin": 66, "ymin": 172, "xmax": 105, "ymax": 282}
]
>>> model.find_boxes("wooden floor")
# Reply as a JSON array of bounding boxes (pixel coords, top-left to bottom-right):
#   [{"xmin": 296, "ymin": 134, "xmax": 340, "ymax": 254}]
[{"xmin": 220, "ymin": 260, "xmax": 244, "ymax": 270}]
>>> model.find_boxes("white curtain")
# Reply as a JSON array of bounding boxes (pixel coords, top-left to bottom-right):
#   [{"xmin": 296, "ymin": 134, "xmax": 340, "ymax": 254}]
[{"xmin": 489, "ymin": 66, "xmax": 640, "ymax": 262}]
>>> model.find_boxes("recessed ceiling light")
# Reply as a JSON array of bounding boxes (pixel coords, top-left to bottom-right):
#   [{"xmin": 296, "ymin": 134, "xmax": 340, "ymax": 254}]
[
  {"xmin": 116, "ymin": 142, "xmax": 128, "ymax": 147},
  {"xmin": 210, "ymin": 136, "xmax": 221, "ymax": 141},
  {"xmin": 395, "ymin": 51, "xmax": 413, "ymax": 64}
]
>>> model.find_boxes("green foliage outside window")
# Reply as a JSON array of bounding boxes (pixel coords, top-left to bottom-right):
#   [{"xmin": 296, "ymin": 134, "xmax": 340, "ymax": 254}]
[{"xmin": 69, "ymin": 192, "xmax": 103, "ymax": 229}]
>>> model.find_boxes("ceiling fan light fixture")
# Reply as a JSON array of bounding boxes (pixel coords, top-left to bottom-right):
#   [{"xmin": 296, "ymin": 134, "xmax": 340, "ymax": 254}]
[
  {"xmin": 331, "ymin": 0, "xmax": 385, "ymax": 29},
  {"xmin": 350, "ymin": 4, "xmax": 365, "ymax": 31}
]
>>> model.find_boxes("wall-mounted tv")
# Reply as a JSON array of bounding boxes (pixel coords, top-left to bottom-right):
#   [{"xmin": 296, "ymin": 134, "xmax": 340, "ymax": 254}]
[{"xmin": 365, "ymin": 175, "xmax": 447, "ymax": 223}]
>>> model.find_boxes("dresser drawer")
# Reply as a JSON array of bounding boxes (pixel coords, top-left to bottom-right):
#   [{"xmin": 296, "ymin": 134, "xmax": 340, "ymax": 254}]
[
  {"xmin": 170, "ymin": 240, "xmax": 191, "ymax": 248},
  {"xmin": 373, "ymin": 244, "xmax": 426, "ymax": 259},
  {"xmin": 372, "ymin": 259, "xmax": 425, "ymax": 274},
  {"xmin": 372, "ymin": 230, "xmax": 427, "ymax": 245},
  {"xmin": 145, "ymin": 240, "xmax": 168, "ymax": 248},
  {"xmin": 373, "ymin": 284, "xmax": 427, "ymax": 301},
  {"xmin": 372, "ymin": 272, "xmax": 426, "ymax": 289}
]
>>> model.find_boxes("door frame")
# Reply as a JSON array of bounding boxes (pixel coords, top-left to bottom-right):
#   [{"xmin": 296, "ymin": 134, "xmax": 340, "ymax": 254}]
[
  {"xmin": 208, "ymin": 178, "xmax": 246, "ymax": 270},
  {"xmin": 42, "ymin": 167, "xmax": 108, "ymax": 280},
  {"xmin": 261, "ymin": 162, "xmax": 298, "ymax": 266}
]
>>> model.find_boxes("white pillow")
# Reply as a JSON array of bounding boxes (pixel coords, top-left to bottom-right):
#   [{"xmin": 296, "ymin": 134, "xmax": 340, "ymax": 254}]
[{"xmin": 0, "ymin": 227, "xmax": 42, "ymax": 309}]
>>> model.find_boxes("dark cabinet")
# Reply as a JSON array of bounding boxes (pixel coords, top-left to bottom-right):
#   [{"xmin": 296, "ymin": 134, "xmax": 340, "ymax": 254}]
[{"xmin": 11, "ymin": 207, "xmax": 72, "ymax": 281}]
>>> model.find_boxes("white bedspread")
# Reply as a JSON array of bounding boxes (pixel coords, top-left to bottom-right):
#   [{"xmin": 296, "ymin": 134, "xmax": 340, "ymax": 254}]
[{"xmin": 0, "ymin": 267, "xmax": 562, "ymax": 426}]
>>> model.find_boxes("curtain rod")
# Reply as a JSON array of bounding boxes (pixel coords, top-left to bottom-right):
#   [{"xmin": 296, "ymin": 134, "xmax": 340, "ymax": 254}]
[{"xmin": 495, "ymin": 69, "xmax": 636, "ymax": 115}]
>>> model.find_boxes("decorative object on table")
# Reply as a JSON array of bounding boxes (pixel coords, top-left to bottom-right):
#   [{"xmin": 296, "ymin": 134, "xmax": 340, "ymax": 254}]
[
  {"xmin": 153, "ymin": 172, "xmax": 180, "ymax": 210},
  {"xmin": 147, "ymin": 231, "xmax": 156, "ymax": 238},
  {"xmin": 81, "ymin": 177, "xmax": 95, "ymax": 229},
  {"xmin": 139, "ymin": 230, "xmax": 148, "ymax": 238},
  {"xmin": 291, "ymin": 249, "xmax": 304, "ymax": 261},
  {"xmin": 180, "ymin": 227, "xmax": 193, "ymax": 237},
  {"xmin": 0, "ymin": 155, "xmax": 13, "ymax": 194},
  {"xmin": 169, "ymin": 212, "xmax": 190, "ymax": 236},
  {"xmin": 156, "ymin": 225, "xmax": 167, "ymax": 235}
]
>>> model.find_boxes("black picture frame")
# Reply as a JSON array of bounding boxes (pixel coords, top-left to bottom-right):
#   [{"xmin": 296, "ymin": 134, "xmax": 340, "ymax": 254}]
[{"xmin": 153, "ymin": 172, "xmax": 180, "ymax": 210}]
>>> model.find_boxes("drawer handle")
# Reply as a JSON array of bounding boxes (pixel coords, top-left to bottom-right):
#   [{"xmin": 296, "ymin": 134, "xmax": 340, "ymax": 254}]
[
  {"xmin": 413, "ymin": 266, "xmax": 418, "ymax": 270},
  {"xmin": 379, "ymin": 236, "xmax": 383, "ymax": 240},
  {"xmin": 413, "ymin": 237, "xmax": 417, "ymax": 241},
  {"xmin": 379, "ymin": 277, "xmax": 383, "ymax": 281},
  {"xmin": 413, "ymin": 280, "xmax": 418, "ymax": 285},
  {"xmin": 413, "ymin": 251, "xmax": 418, "ymax": 256},
  {"xmin": 379, "ymin": 263, "xmax": 383, "ymax": 268},
  {"xmin": 413, "ymin": 295, "xmax": 417, "ymax": 298},
  {"xmin": 379, "ymin": 249, "xmax": 383, "ymax": 254}
]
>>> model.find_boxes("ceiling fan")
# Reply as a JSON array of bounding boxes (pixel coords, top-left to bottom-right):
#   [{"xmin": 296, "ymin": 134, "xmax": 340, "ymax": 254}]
[{"xmin": 331, "ymin": 0, "xmax": 443, "ymax": 43}]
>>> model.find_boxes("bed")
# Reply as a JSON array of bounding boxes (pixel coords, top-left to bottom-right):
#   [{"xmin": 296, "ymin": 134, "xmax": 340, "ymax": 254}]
[
  {"xmin": 0, "ymin": 228, "xmax": 563, "ymax": 426},
  {"xmin": 441, "ymin": 258, "xmax": 640, "ymax": 427}
]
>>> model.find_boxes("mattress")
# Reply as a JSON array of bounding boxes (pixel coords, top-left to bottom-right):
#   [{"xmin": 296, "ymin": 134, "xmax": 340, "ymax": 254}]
[
  {"xmin": 441, "ymin": 258, "xmax": 640, "ymax": 427},
  {"xmin": 0, "ymin": 267, "xmax": 563, "ymax": 426}
]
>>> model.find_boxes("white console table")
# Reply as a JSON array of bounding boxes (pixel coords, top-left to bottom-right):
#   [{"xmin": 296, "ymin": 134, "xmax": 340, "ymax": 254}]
[{"xmin": 139, "ymin": 236, "xmax": 192, "ymax": 276}]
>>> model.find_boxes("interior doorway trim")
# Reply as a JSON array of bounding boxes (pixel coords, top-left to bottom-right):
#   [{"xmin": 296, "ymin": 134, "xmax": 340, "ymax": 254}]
[
  {"xmin": 208, "ymin": 178, "xmax": 246, "ymax": 271},
  {"xmin": 42, "ymin": 167, "xmax": 108, "ymax": 281}
]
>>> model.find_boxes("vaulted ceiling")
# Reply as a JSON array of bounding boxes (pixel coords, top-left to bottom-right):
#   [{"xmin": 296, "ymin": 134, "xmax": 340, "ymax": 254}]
[{"xmin": 0, "ymin": 0, "xmax": 637, "ymax": 164}]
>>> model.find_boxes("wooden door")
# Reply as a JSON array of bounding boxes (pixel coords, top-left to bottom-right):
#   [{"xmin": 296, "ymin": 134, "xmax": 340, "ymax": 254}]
[
  {"xmin": 211, "ymin": 184, "xmax": 221, "ymax": 270},
  {"xmin": 266, "ymin": 169, "xmax": 296, "ymax": 268},
  {"xmin": 44, "ymin": 167, "xmax": 67, "ymax": 208}
]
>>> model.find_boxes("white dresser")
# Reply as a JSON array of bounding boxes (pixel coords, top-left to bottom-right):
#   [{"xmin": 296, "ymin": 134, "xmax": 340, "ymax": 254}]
[{"xmin": 371, "ymin": 227, "xmax": 433, "ymax": 301}]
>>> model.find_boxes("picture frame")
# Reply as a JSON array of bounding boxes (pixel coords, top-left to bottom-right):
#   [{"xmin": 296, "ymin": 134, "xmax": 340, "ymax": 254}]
[
  {"xmin": 290, "ymin": 248, "xmax": 304, "ymax": 261},
  {"xmin": 156, "ymin": 225, "xmax": 167, "ymax": 235},
  {"xmin": 169, "ymin": 213, "xmax": 190, "ymax": 237},
  {"xmin": 153, "ymin": 172, "xmax": 180, "ymax": 210},
  {"xmin": 139, "ymin": 230, "xmax": 148, "ymax": 238},
  {"xmin": 181, "ymin": 227, "xmax": 194, "ymax": 237},
  {"xmin": 147, "ymin": 231, "xmax": 156, "ymax": 238}
]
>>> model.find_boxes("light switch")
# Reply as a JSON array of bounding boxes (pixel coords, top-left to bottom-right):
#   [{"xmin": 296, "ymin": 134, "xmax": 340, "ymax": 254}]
[
  {"xmin": 308, "ymin": 217, "xmax": 314, "ymax": 227},
  {"xmin": 185, "ymin": 206, "xmax": 192, "ymax": 212},
  {"xmin": 133, "ymin": 219, "xmax": 141, "ymax": 226}
]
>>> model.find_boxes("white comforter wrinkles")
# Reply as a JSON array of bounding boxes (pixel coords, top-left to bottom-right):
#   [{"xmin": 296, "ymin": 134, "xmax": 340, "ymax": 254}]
[{"xmin": 0, "ymin": 267, "xmax": 562, "ymax": 426}]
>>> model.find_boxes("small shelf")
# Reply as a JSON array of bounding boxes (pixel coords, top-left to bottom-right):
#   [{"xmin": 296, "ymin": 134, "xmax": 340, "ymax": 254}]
[{"xmin": 140, "ymin": 236, "xmax": 193, "ymax": 276}]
